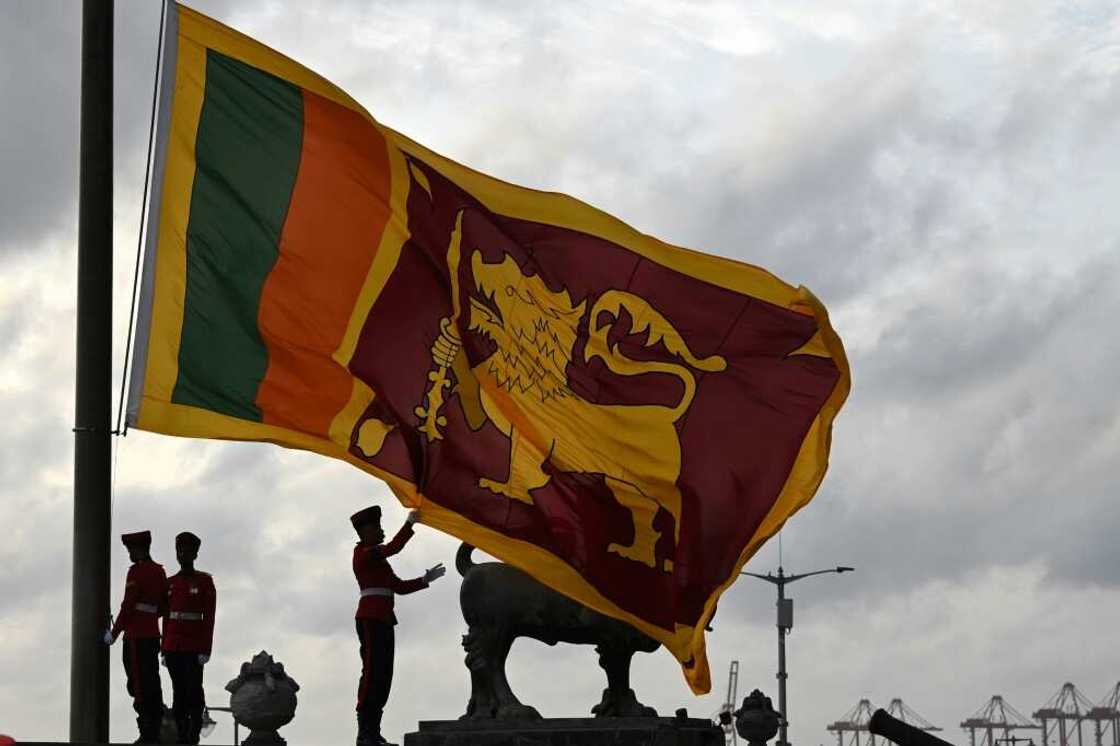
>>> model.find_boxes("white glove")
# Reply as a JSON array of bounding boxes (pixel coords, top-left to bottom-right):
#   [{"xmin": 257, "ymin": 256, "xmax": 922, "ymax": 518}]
[
  {"xmin": 198, "ymin": 654, "xmax": 210, "ymax": 665},
  {"xmin": 102, "ymin": 630, "xmax": 114, "ymax": 645},
  {"xmin": 160, "ymin": 653, "xmax": 168, "ymax": 668},
  {"xmin": 423, "ymin": 563, "xmax": 446, "ymax": 584},
  {"xmin": 405, "ymin": 510, "xmax": 420, "ymax": 526}
]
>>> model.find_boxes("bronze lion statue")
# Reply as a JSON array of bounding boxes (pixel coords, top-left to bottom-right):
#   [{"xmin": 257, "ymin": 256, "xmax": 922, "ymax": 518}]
[{"xmin": 457, "ymin": 543, "xmax": 660, "ymax": 720}]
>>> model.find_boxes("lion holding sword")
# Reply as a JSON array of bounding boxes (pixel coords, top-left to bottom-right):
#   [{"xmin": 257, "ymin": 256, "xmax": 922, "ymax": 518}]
[{"xmin": 420, "ymin": 210, "xmax": 726, "ymax": 571}]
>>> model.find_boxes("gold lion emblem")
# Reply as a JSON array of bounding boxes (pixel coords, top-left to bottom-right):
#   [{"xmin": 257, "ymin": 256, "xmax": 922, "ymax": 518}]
[{"xmin": 418, "ymin": 211, "xmax": 726, "ymax": 570}]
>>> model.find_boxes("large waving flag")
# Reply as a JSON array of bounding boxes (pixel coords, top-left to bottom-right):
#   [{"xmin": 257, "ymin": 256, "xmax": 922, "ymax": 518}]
[{"xmin": 128, "ymin": 2, "xmax": 850, "ymax": 693}]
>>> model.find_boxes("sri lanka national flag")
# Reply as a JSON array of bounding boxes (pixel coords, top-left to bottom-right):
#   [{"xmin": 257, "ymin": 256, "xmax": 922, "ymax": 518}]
[{"xmin": 128, "ymin": 2, "xmax": 851, "ymax": 693}]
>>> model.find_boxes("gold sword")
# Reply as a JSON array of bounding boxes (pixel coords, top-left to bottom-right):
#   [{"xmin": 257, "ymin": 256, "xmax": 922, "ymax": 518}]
[{"xmin": 415, "ymin": 211, "xmax": 464, "ymax": 442}]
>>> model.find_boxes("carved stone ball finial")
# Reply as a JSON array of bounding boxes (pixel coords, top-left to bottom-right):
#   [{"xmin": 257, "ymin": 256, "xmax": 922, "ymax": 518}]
[
  {"xmin": 226, "ymin": 651, "xmax": 301, "ymax": 745},
  {"xmin": 735, "ymin": 689, "xmax": 781, "ymax": 746}
]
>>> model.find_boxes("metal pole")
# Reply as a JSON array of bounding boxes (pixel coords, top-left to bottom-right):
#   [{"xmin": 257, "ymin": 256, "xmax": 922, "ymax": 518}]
[
  {"xmin": 777, "ymin": 567, "xmax": 789, "ymax": 746},
  {"xmin": 71, "ymin": 0, "xmax": 114, "ymax": 741},
  {"xmin": 741, "ymin": 565, "xmax": 851, "ymax": 746}
]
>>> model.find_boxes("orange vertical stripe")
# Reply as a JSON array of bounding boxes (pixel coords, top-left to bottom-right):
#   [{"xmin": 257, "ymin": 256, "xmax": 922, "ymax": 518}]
[{"xmin": 256, "ymin": 91, "xmax": 391, "ymax": 436}]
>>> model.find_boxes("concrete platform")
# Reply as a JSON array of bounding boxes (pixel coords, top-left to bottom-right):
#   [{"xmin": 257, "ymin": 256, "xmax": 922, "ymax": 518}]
[{"xmin": 404, "ymin": 717, "xmax": 724, "ymax": 746}]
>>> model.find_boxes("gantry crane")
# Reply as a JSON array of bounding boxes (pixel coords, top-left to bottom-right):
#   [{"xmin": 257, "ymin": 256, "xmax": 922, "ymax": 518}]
[
  {"xmin": 828, "ymin": 699, "xmax": 879, "ymax": 746},
  {"xmin": 1086, "ymin": 683, "xmax": 1120, "ymax": 746},
  {"xmin": 883, "ymin": 698, "xmax": 943, "ymax": 733},
  {"xmin": 1033, "ymin": 683, "xmax": 1097, "ymax": 746},
  {"xmin": 962, "ymin": 695, "xmax": 1041, "ymax": 746},
  {"xmin": 827, "ymin": 697, "xmax": 941, "ymax": 746}
]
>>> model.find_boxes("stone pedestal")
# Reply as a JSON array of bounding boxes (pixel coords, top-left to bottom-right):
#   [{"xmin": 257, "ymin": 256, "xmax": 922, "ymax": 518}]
[{"xmin": 404, "ymin": 717, "xmax": 724, "ymax": 746}]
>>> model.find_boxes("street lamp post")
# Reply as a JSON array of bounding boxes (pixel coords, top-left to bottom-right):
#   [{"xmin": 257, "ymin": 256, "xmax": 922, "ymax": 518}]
[{"xmin": 741, "ymin": 564, "xmax": 855, "ymax": 746}]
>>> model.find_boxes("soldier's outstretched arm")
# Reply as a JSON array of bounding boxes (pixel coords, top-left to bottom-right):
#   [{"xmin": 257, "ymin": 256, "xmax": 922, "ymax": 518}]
[
  {"xmin": 381, "ymin": 510, "xmax": 421, "ymax": 557},
  {"xmin": 386, "ymin": 561, "xmax": 443, "ymax": 595}
]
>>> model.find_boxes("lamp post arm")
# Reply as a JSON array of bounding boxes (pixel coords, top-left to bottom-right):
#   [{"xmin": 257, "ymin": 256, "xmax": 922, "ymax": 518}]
[
  {"xmin": 783, "ymin": 568, "xmax": 848, "ymax": 583},
  {"xmin": 740, "ymin": 567, "xmax": 853, "ymax": 584}
]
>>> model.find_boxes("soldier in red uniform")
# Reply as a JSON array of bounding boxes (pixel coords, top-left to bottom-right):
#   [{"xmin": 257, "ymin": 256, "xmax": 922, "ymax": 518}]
[
  {"xmin": 351, "ymin": 506, "xmax": 445, "ymax": 746},
  {"xmin": 106, "ymin": 530, "xmax": 168, "ymax": 743},
  {"xmin": 162, "ymin": 531, "xmax": 216, "ymax": 744}
]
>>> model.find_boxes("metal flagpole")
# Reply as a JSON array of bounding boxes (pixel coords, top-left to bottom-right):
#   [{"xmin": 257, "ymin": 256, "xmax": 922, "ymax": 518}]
[{"xmin": 71, "ymin": 0, "xmax": 114, "ymax": 741}]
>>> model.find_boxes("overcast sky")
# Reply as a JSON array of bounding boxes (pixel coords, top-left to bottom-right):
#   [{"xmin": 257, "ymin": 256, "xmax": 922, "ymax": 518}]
[{"xmin": 2, "ymin": 1, "xmax": 1119, "ymax": 744}]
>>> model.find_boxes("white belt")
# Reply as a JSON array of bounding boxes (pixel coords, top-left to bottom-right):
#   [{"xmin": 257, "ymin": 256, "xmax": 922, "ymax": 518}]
[
  {"xmin": 135, "ymin": 603, "xmax": 158, "ymax": 614},
  {"xmin": 169, "ymin": 611, "xmax": 205, "ymax": 621},
  {"xmin": 360, "ymin": 587, "xmax": 393, "ymax": 598}
]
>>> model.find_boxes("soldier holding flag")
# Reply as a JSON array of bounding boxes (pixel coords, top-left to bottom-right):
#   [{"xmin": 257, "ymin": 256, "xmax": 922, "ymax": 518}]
[{"xmin": 351, "ymin": 506, "xmax": 445, "ymax": 746}]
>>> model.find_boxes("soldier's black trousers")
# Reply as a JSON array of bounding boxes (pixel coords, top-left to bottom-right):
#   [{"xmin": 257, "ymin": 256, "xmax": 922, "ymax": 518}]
[
  {"xmin": 165, "ymin": 651, "xmax": 206, "ymax": 743},
  {"xmin": 356, "ymin": 619, "xmax": 395, "ymax": 732},
  {"xmin": 122, "ymin": 636, "xmax": 163, "ymax": 738}
]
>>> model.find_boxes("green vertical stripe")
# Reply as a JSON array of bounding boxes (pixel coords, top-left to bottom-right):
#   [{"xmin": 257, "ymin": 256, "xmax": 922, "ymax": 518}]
[{"xmin": 172, "ymin": 51, "xmax": 304, "ymax": 421}]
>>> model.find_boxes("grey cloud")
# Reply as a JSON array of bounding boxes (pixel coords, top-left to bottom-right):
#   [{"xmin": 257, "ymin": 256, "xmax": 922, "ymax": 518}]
[
  {"xmin": 0, "ymin": 489, "xmax": 70, "ymax": 616},
  {"xmin": 861, "ymin": 255, "xmax": 1119, "ymax": 403},
  {"xmin": 0, "ymin": 2, "xmax": 80, "ymax": 251},
  {"xmin": 4, "ymin": 1, "xmax": 1120, "ymax": 744},
  {"xmin": 0, "ymin": 1, "xmax": 211, "ymax": 253}
]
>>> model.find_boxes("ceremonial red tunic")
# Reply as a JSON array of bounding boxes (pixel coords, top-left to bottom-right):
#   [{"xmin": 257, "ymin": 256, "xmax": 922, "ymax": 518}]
[
  {"xmin": 112, "ymin": 559, "xmax": 167, "ymax": 639},
  {"xmin": 162, "ymin": 570, "xmax": 217, "ymax": 655},
  {"xmin": 353, "ymin": 524, "xmax": 427, "ymax": 623}
]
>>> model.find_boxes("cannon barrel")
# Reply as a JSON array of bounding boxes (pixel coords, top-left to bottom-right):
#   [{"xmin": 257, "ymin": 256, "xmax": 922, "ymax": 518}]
[{"xmin": 869, "ymin": 710, "xmax": 956, "ymax": 746}]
